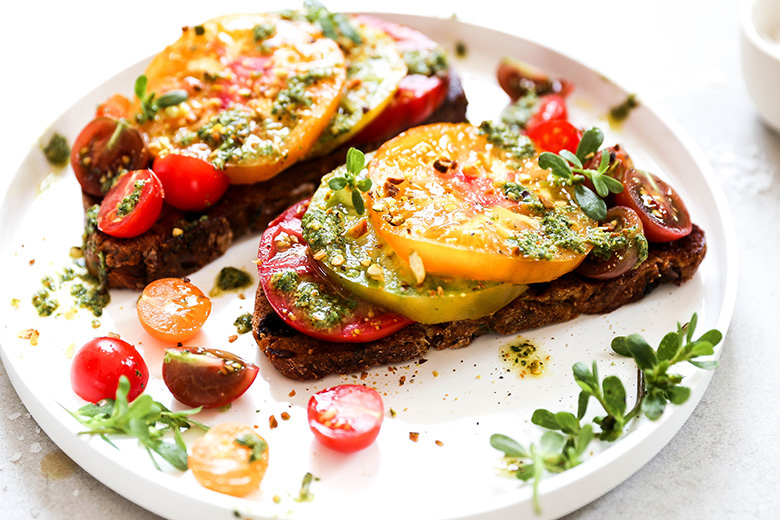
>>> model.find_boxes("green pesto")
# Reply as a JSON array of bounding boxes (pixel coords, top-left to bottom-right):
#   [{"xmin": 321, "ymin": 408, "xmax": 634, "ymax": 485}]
[
  {"xmin": 176, "ymin": 131, "xmax": 197, "ymax": 146},
  {"xmin": 84, "ymin": 204, "xmax": 100, "ymax": 238},
  {"xmin": 197, "ymin": 108, "xmax": 275, "ymax": 169},
  {"xmin": 502, "ymin": 182, "xmax": 545, "ymax": 213},
  {"xmin": 609, "ymin": 94, "xmax": 639, "ymax": 123},
  {"xmin": 194, "ymin": 25, "xmax": 205, "ymax": 36},
  {"xmin": 253, "ymin": 24, "xmax": 276, "ymax": 41},
  {"xmin": 70, "ymin": 283, "xmax": 110, "ymax": 317},
  {"xmin": 270, "ymin": 270, "xmax": 300, "ymax": 292},
  {"xmin": 271, "ymin": 68, "xmax": 336, "ymax": 118},
  {"xmin": 300, "ymin": 204, "xmax": 346, "ymax": 252},
  {"xmin": 41, "ymin": 276, "xmax": 56, "ymax": 291},
  {"xmin": 455, "ymin": 41, "xmax": 468, "ymax": 58},
  {"xmin": 403, "ymin": 48, "xmax": 449, "ymax": 77},
  {"xmin": 116, "ymin": 180, "xmax": 147, "ymax": 217},
  {"xmin": 233, "ymin": 313, "xmax": 253, "ymax": 335},
  {"xmin": 234, "ymin": 434, "xmax": 268, "ymax": 463},
  {"xmin": 478, "ymin": 121, "xmax": 536, "ymax": 161},
  {"xmin": 510, "ymin": 208, "xmax": 589, "ymax": 261},
  {"xmin": 32, "ymin": 289, "xmax": 58, "ymax": 317},
  {"xmin": 294, "ymin": 280, "xmax": 356, "ymax": 329},
  {"xmin": 500, "ymin": 92, "xmax": 539, "ymax": 129},
  {"xmin": 216, "ymin": 267, "xmax": 252, "ymax": 291},
  {"xmin": 586, "ymin": 225, "xmax": 649, "ymax": 265},
  {"xmin": 42, "ymin": 133, "xmax": 70, "ymax": 166},
  {"xmin": 60, "ymin": 266, "xmax": 77, "ymax": 283}
]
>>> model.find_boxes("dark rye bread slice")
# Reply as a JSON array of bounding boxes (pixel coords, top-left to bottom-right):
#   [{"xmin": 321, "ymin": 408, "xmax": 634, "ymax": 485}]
[
  {"xmin": 82, "ymin": 73, "xmax": 468, "ymax": 290},
  {"xmin": 252, "ymin": 225, "xmax": 707, "ymax": 380}
]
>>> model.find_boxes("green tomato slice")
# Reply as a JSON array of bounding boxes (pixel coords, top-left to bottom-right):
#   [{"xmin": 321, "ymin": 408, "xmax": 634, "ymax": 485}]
[{"xmin": 301, "ymin": 165, "xmax": 527, "ymax": 324}]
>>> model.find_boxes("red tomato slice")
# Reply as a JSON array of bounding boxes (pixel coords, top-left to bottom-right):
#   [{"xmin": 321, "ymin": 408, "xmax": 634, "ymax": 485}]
[
  {"xmin": 257, "ymin": 200, "xmax": 412, "ymax": 343},
  {"xmin": 307, "ymin": 385, "xmax": 384, "ymax": 453},
  {"xmin": 97, "ymin": 169, "xmax": 164, "ymax": 238},
  {"xmin": 527, "ymin": 119, "xmax": 582, "ymax": 154},
  {"xmin": 526, "ymin": 94, "xmax": 568, "ymax": 134},
  {"xmin": 70, "ymin": 337, "xmax": 149, "ymax": 403},
  {"xmin": 152, "ymin": 153, "xmax": 229, "ymax": 211},
  {"xmin": 614, "ymin": 169, "xmax": 692, "ymax": 242},
  {"xmin": 350, "ymin": 16, "xmax": 448, "ymax": 145}
]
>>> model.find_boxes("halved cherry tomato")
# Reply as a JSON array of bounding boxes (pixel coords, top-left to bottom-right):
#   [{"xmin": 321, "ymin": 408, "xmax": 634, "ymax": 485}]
[
  {"xmin": 366, "ymin": 123, "xmax": 595, "ymax": 284},
  {"xmin": 190, "ymin": 423, "xmax": 269, "ymax": 497},
  {"xmin": 97, "ymin": 169, "xmax": 164, "ymax": 238},
  {"xmin": 497, "ymin": 56, "xmax": 573, "ymax": 100},
  {"xmin": 136, "ymin": 278, "xmax": 211, "ymax": 343},
  {"xmin": 614, "ymin": 169, "xmax": 692, "ymax": 242},
  {"xmin": 527, "ymin": 119, "xmax": 582, "ymax": 154},
  {"xmin": 162, "ymin": 347, "xmax": 258, "ymax": 408},
  {"xmin": 307, "ymin": 384, "xmax": 384, "ymax": 453},
  {"xmin": 526, "ymin": 94, "xmax": 568, "ymax": 135},
  {"xmin": 152, "ymin": 153, "xmax": 229, "ymax": 211},
  {"xmin": 71, "ymin": 117, "xmax": 148, "ymax": 196},
  {"xmin": 96, "ymin": 94, "xmax": 133, "ymax": 119},
  {"xmin": 577, "ymin": 206, "xmax": 646, "ymax": 280},
  {"xmin": 257, "ymin": 200, "xmax": 412, "ymax": 343},
  {"xmin": 70, "ymin": 337, "xmax": 149, "ymax": 403}
]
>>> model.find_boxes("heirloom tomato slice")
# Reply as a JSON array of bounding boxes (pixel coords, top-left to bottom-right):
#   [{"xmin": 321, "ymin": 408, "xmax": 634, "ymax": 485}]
[
  {"xmin": 137, "ymin": 13, "xmax": 346, "ymax": 184},
  {"xmin": 257, "ymin": 200, "xmax": 411, "ymax": 343},
  {"xmin": 366, "ymin": 123, "xmax": 596, "ymax": 284}
]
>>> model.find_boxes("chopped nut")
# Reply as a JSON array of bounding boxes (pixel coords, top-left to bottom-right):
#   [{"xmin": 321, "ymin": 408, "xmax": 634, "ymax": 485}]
[
  {"xmin": 408, "ymin": 250, "xmax": 426, "ymax": 286},
  {"xmin": 18, "ymin": 329, "xmax": 40, "ymax": 345},
  {"xmin": 388, "ymin": 215, "xmax": 405, "ymax": 226},
  {"xmin": 274, "ymin": 231, "xmax": 297, "ymax": 252},
  {"xmin": 172, "ymin": 227, "xmax": 184, "ymax": 237},
  {"xmin": 330, "ymin": 253, "xmax": 345, "ymax": 267},
  {"xmin": 228, "ymin": 335, "xmax": 238, "ymax": 343},
  {"xmin": 366, "ymin": 263, "xmax": 384, "ymax": 280},
  {"xmin": 409, "ymin": 432, "xmax": 419, "ymax": 442},
  {"xmin": 433, "ymin": 157, "xmax": 456, "ymax": 173},
  {"xmin": 313, "ymin": 250, "xmax": 327, "ymax": 261},
  {"xmin": 107, "ymin": 332, "xmax": 121, "ymax": 339},
  {"xmin": 280, "ymin": 412, "xmax": 291, "ymax": 421},
  {"xmin": 269, "ymin": 415, "xmax": 278, "ymax": 429},
  {"xmin": 345, "ymin": 219, "xmax": 368, "ymax": 239},
  {"xmin": 360, "ymin": 258, "xmax": 372, "ymax": 267},
  {"xmin": 288, "ymin": 390, "xmax": 296, "ymax": 397},
  {"xmin": 435, "ymin": 440, "xmax": 444, "ymax": 447},
  {"xmin": 383, "ymin": 181, "xmax": 400, "ymax": 198},
  {"xmin": 371, "ymin": 202, "xmax": 386, "ymax": 213},
  {"xmin": 399, "ymin": 375, "xmax": 406, "ymax": 386}
]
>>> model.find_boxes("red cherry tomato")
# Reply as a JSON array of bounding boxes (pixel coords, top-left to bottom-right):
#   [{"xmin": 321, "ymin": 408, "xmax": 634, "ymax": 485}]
[
  {"xmin": 307, "ymin": 385, "xmax": 384, "ymax": 453},
  {"xmin": 527, "ymin": 119, "xmax": 582, "ymax": 154},
  {"xmin": 96, "ymin": 94, "xmax": 133, "ymax": 119},
  {"xmin": 152, "ymin": 154, "xmax": 230, "ymax": 211},
  {"xmin": 614, "ymin": 169, "xmax": 692, "ymax": 242},
  {"xmin": 257, "ymin": 200, "xmax": 412, "ymax": 343},
  {"xmin": 70, "ymin": 117, "xmax": 148, "ymax": 197},
  {"xmin": 70, "ymin": 337, "xmax": 149, "ymax": 403},
  {"xmin": 97, "ymin": 169, "xmax": 164, "ymax": 238},
  {"xmin": 526, "ymin": 94, "xmax": 568, "ymax": 134},
  {"xmin": 162, "ymin": 347, "xmax": 258, "ymax": 408},
  {"xmin": 577, "ymin": 206, "xmax": 645, "ymax": 280}
]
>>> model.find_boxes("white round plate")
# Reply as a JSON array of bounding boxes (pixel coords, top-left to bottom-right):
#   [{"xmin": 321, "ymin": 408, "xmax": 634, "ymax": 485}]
[{"xmin": 0, "ymin": 13, "xmax": 736, "ymax": 520}]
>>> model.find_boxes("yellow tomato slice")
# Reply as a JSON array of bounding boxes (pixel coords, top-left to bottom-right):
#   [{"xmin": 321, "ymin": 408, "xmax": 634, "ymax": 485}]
[
  {"xmin": 365, "ymin": 123, "xmax": 596, "ymax": 284},
  {"xmin": 137, "ymin": 13, "xmax": 346, "ymax": 184},
  {"xmin": 307, "ymin": 17, "xmax": 407, "ymax": 157}
]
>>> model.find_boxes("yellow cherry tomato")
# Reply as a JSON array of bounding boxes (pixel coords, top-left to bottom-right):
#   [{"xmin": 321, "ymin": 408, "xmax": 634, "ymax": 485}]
[{"xmin": 136, "ymin": 278, "xmax": 211, "ymax": 343}]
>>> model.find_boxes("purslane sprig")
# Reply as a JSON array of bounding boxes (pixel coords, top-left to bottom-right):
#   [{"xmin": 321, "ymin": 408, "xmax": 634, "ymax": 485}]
[
  {"xmin": 66, "ymin": 375, "xmax": 208, "ymax": 471},
  {"xmin": 538, "ymin": 127, "xmax": 624, "ymax": 221},
  {"xmin": 491, "ymin": 313, "xmax": 721, "ymax": 513},
  {"xmin": 134, "ymin": 75, "xmax": 189, "ymax": 124},
  {"xmin": 328, "ymin": 147, "xmax": 372, "ymax": 214}
]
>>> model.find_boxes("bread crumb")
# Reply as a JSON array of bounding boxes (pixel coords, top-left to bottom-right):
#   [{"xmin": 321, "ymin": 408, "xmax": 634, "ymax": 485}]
[
  {"xmin": 280, "ymin": 412, "xmax": 290, "ymax": 421},
  {"xmin": 399, "ymin": 375, "xmax": 406, "ymax": 386},
  {"xmin": 435, "ymin": 440, "xmax": 444, "ymax": 447},
  {"xmin": 288, "ymin": 390, "xmax": 296, "ymax": 397},
  {"xmin": 269, "ymin": 415, "xmax": 278, "ymax": 429}
]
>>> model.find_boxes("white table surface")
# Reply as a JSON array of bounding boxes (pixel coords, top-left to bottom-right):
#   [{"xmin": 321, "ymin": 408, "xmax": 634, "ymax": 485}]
[{"xmin": 1, "ymin": 0, "xmax": 778, "ymax": 518}]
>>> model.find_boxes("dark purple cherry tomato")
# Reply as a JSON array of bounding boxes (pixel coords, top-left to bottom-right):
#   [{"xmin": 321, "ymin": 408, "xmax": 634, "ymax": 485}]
[{"xmin": 578, "ymin": 206, "xmax": 646, "ymax": 280}]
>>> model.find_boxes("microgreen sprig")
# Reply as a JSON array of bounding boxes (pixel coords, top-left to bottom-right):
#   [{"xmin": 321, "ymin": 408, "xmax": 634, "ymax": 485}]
[
  {"xmin": 328, "ymin": 147, "xmax": 372, "ymax": 214},
  {"xmin": 538, "ymin": 127, "xmax": 624, "ymax": 221},
  {"xmin": 66, "ymin": 376, "xmax": 208, "ymax": 471},
  {"xmin": 491, "ymin": 313, "xmax": 721, "ymax": 513},
  {"xmin": 303, "ymin": 0, "xmax": 362, "ymax": 46},
  {"xmin": 134, "ymin": 75, "xmax": 189, "ymax": 124}
]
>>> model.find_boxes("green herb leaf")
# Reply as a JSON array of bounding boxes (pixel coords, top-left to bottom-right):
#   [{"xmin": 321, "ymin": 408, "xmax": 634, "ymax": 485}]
[
  {"xmin": 601, "ymin": 376, "xmax": 626, "ymax": 418},
  {"xmin": 346, "ymin": 147, "xmax": 365, "ymax": 176},
  {"xmin": 698, "ymin": 329, "xmax": 723, "ymax": 348},
  {"xmin": 689, "ymin": 359, "xmax": 720, "ymax": 370},
  {"xmin": 625, "ymin": 334, "xmax": 659, "ymax": 370},
  {"xmin": 611, "ymin": 336, "xmax": 631, "ymax": 357},
  {"xmin": 575, "ymin": 127, "xmax": 604, "ymax": 163},
  {"xmin": 295, "ymin": 471, "xmax": 316, "ymax": 502},
  {"xmin": 156, "ymin": 89, "xmax": 189, "ymax": 108},
  {"xmin": 328, "ymin": 176, "xmax": 348, "ymax": 190},
  {"xmin": 689, "ymin": 341, "xmax": 715, "ymax": 358},
  {"xmin": 134, "ymin": 75, "xmax": 148, "ymax": 100},
  {"xmin": 356, "ymin": 178, "xmax": 372, "ymax": 192},
  {"xmin": 666, "ymin": 385, "xmax": 691, "ymax": 405},
  {"xmin": 577, "ymin": 390, "xmax": 590, "ymax": 420},
  {"xmin": 657, "ymin": 331, "xmax": 680, "ymax": 361},
  {"xmin": 596, "ymin": 146, "xmax": 611, "ymax": 173},
  {"xmin": 352, "ymin": 188, "xmax": 365, "ymax": 215},
  {"xmin": 685, "ymin": 313, "xmax": 698, "ymax": 342},
  {"xmin": 591, "ymin": 172, "xmax": 609, "ymax": 198},
  {"xmin": 539, "ymin": 431, "xmax": 566, "ymax": 454},
  {"xmin": 554, "ymin": 412, "xmax": 580, "ymax": 434},
  {"xmin": 574, "ymin": 185, "xmax": 607, "ymax": 221},
  {"xmin": 559, "ymin": 150, "xmax": 581, "ymax": 168},
  {"xmin": 538, "ymin": 152, "xmax": 573, "ymax": 180},
  {"xmin": 531, "ymin": 409, "xmax": 560, "ymax": 430},
  {"xmin": 490, "ymin": 433, "xmax": 527, "ymax": 457},
  {"xmin": 641, "ymin": 388, "xmax": 666, "ymax": 420},
  {"xmin": 602, "ymin": 175, "xmax": 624, "ymax": 194}
]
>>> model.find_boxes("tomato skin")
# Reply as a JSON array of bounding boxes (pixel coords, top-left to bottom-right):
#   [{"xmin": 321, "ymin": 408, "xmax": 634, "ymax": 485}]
[
  {"xmin": 190, "ymin": 423, "xmax": 269, "ymax": 497},
  {"xmin": 577, "ymin": 206, "xmax": 646, "ymax": 280},
  {"xmin": 527, "ymin": 119, "xmax": 582, "ymax": 154},
  {"xmin": 526, "ymin": 94, "xmax": 568, "ymax": 134},
  {"xmin": 70, "ymin": 337, "xmax": 149, "ymax": 403},
  {"xmin": 71, "ymin": 117, "xmax": 148, "ymax": 197},
  {"xmin": 136, "ymin": 278, "xmax": 211, "ymax": 343},
  {"xmin": 162, "ymin": 347, "xmax": 258, "ymax": 408},
  {"xmin": 614, "ymin": 169, "xmax": 692, "ymax": 243},
  {"xmin": 307, "ymin": 385, "xmax": 384, "ymax": 453},
  {"xmin": 96, "ymin": 94, "xmax": 132, "ymax": 119},
  {"xmin": 152, "ymin": 153, "xmax": 230, "ymax": 211},
  {"xmin": 97, "ymin": 169, "xmax": 164, "ymax": 238},
  {"xmin": 257, "ymin": 200, "xmax": 412, "ymax": 343},
  {"xmin": 497, "ymin": 56, "xmax": 574, "ymax": 100}
]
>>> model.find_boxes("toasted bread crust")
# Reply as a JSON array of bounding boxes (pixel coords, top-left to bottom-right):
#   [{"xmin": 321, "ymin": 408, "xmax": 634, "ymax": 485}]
[
  {"xmin": 82, "ymin": 73, "xmax": 469, "ymax": 290},
  {"xmin": 252, "ymin": 225, "xmax": 707, "ymax": 380}
]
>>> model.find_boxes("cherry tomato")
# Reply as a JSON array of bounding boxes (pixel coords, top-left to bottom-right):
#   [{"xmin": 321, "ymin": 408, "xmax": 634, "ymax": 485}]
[
  {"xmin": 70, "ymin": 117, "xmax": 148, "ymax": 197},
  {"xmin": 307, "ymin": 385, "xmax": 384, "ymax": 453},
  {"xmin": 526, "ymin": 94, "xmax": 568, "ymax": 134},
  {"xmin": 97, "ymin": 169, "xmax": 164, "ymax": 238},
  {"xmin": 527, "ymin": 119, "xmax": 582, "ymax": 154},
  {"xmin": 162, "ymin": 347, "xmax": 258, "ymax": 408},
  {"xmin": 577, "ymin": 206, "xmax": 646, "ymax": 280},
  {"xmin": 497, "ymin": 56, "xmax": 573, "ymax": 100},
  {"xmin": 136, "ymin": 278, "xmax": 211, "ymax": 343},
  {"xmin": 70, "ymin": 337, "xmax": 149, "ymax": 403},
  {"xmin": 96, "ymin": 94, "xmax": 132, "ymax": 119},
  {"xmin": 614, "ymin": 169, "xmax": 692, "ymax": 242},
  {"xmin": 257, "ymin": 200, "xmax": 412, "ymax": 342},
  {"xmin": 152, "ymin": 154, "xmax": 229, "ymax": 211},
  {"xmin": 190, "ymin": 423, "xmax": 269, "ymax": 497}
]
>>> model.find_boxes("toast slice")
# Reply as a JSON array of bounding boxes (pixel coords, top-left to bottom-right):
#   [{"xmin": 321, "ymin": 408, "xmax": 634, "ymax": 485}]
[
  {"xmin": 82, "ymin": 73, "xmax": 468, "ymax": 290},
  {"xmin": 252, "ymin": 225, "xmax": 707, "ymax": 380}
]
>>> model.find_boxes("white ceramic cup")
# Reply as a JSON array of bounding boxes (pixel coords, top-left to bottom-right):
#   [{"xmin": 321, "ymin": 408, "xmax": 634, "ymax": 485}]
[{"xmin": 741, "ymin": 0, "xmax": 780, "ymax": 133}]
